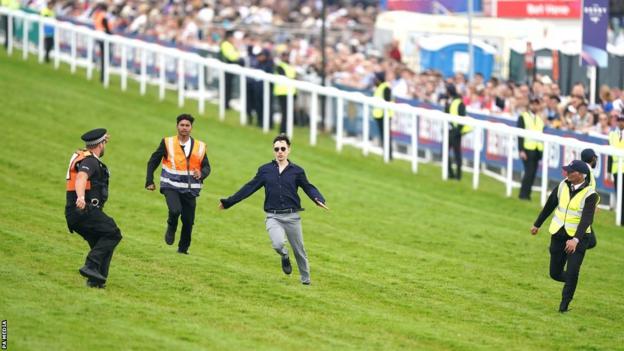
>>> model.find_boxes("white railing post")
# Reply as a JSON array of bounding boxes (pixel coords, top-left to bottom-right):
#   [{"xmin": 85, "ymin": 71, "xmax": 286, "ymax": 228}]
[
  {"xmin": 86, "ymin": 36, "xmax": 93, "ymax": 79},
  {"xmin": 287, "ymin": 89, "xmax": 294, "ymax": 138},
  {"xmin": 103, "ymin": 39, "xmax": 109, "ymax": 87},
  {"xmin": 506, "ymin": 133, "xmax": 514, "ymax": 197},
  {"xmin": 473, "ymin": 127, "xmax": 482, "ymax": 189},
  {"xmin": 120, "ymin": 44, "xmax": 127, "ymax": 91},
  {"xmin": 442, "ymin": 120, "xmax": 449, "ymax": 180},
  {"xmin": 540, "ymin": 141, "xmax": 550, "ymax": 206},
  {"xmin": 411, "ymin": 112, "xmax": 418, "ymax": 173},
  {"xmin": 140, "ymin": 48, "xmax": 147, "ymax": 95},
  {"xmin": 618, "ymin": 159, "xmax": 623, "ymax": 226},
  {"xmin": 363, "ymin": 104, "xmax": 369, "ymax": 156},
  {"xmin": 240, "ymin": 74, "xmax": 247, "ymax": 125},
  {"xmin": 262, "ymin": 80, "xmax": 270, "ymax": 132},
  {"xmin": 70, "ymin": 29, "xmax": 77, "ymax": 73},
  {"xmin": 310, "ymin": 92, "xmax": 318, "ymax": 146},
  {"xmin": 336, "ymin": 97, "xmax": 344, "ymax": 152},
  {"xmin": 7, "ymin": 14, "xmax": 13, "ymax": 55},
  {"xmin": 159, "ymin": 53, "xmax": 165, "ymax": 100},
  {"xmin": 219, "ymin": 69, "xmax": 225, "ymax": 120},
  {"xmin": 198, "ymin": 61, "xmax": 205, "ymax": 114},
  {"xmin": 22, "ymin": 18, "xmax": 28, "ymax": 60},
  {"xmin": 38, "ymin": 18, "xmax": 44, "ymax": 62},
  {"xmin": 383, "ymin": 109, "xmax": 390, "ymax": 163},
  {"xmin": 177, "ymin": 57, "xmax": 185, "ymax": 107}
]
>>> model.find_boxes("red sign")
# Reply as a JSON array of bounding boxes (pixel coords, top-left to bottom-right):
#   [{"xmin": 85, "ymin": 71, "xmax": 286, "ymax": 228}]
[{"xmin": 495, "ymin": 0, "xmax": 581, "ymax": 18}]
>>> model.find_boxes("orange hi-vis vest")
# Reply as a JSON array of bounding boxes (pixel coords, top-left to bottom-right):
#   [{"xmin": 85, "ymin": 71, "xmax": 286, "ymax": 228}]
[
  {"xmin": 66, "ymin": 150, "xmax": 93, "ymax": 191},
  {"xmin": 160, "ymin": 136, "xmax": 206, "ymax": 196},
  {"xmin": 93, "ymin": 11, "xmax": 106, "ymax": 32}
]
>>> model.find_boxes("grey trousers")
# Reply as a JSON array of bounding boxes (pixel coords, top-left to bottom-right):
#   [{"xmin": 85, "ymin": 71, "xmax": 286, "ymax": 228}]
[{"xmin": 265, "ymin": 212, "xmax": 310, "ymax": 283}]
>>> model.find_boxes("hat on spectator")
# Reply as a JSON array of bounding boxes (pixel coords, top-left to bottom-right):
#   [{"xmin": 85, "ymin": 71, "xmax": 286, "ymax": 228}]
[
  {"xmin": 529, "ymin": 95, "xmax": 541, "ymax": 104},
  {"xmin": 81, "ymin": 128, "xmax": 107, "ymax": 147},
  {"xmin": 581, "ymin": 148, "xmax": 597, "ymax": 163},
  {"xmin": 563, "ymin": 160, "xmax": 590, "ymax": 175}
]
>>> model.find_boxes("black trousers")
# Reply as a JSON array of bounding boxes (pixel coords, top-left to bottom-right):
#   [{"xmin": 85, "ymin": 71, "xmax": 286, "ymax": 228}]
[
  {"xmin": 278, "ymin": 94, "xmax": 297, "ymax": 134},
  {"xmin": 614, "ymin": 174, "xmax": 624, "ymax": 226},
  {"xmin": 2, "ymin": 15, "xmax": 7, "ymax": 49},
  {"xmin": 375, "ymin": 117, "xmax": 393, "ymax": 160},
  {"xmin": 247, "ymin": 82, "xmax": 267, "ymax": 128},
  {"xmin": 44, "ymin": 36, "xmax": 53, "ymax": 63},
  {"xmin": 66, "ymin": 207, "xmax": 122, "ymax": 282},
  {"xmin": 163, "ymin": 189, "xmax": 196, "ymax": 251},
  {"xmin": 97, "ymin": 40, "xmax": 105, "ymax": 83},
  {"xmin": 225, "ymin": 72, "xmax": 234, "ymax": 109},
  {"xmin": 448, "ymin": 129, "xmax": 462, "ymax": 180},
  {"xmin": 520, "ymin": 150, "xmax": 542, "ymax": 199},
  {"xmin": 549, "ymin": 230, "xmax": 594, "ymax": 301}
]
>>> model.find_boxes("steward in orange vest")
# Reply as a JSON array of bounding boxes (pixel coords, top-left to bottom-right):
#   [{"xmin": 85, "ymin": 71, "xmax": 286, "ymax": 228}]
[{"xmin": 146, "ymin": 114, "xmax": 211, "ymax": 254}]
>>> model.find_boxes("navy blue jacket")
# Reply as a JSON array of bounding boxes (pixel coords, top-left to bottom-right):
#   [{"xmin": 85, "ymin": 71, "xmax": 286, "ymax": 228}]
[{"xmin": 220, "ymin": 160, "xmax": 325, "ymax": 211}]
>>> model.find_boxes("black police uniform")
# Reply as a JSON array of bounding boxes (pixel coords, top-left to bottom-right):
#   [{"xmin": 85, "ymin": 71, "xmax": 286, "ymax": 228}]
[{"xmin": 65, "ymin": 129, "xmax": 122, "ymax": 287}]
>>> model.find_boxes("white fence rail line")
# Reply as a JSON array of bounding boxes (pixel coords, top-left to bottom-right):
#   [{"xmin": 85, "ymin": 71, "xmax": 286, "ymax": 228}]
[{"xmin": 3, "ymin": 8, "xmax": 623, "ymax": 225}]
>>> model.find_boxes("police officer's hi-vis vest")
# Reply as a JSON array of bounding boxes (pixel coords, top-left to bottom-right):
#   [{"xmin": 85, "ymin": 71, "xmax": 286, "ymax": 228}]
[
  {"xmin": 521, "ymin": 111, "xmax": 544, "ymax": 151},
  {"xmin": 449, "ymin": 98, "xmax": 473, "ymax": 135},
  {"xmin": 66, "ymin": 150, "xmax": 93, "ymax": 191},
  {"xmin": 372, "ymin": 82, "xmax": 394, "ymax": 119},
  {"xmin": 220, "ymin": 40, "xmax": 240, "ymax": 63},
  {"xmin": 608, "ymin": 129, "xmax": 624, "ymax": 173},
  {"xmin": 160, "ymin": 136, "xmax": 206, "ymax": 196},
  {"xmin": 273, "ymin": 61, "xmax": 297, "ymax": 96},
  {"xmin": 548, "ymin": 181, "xmax": 595, "ymax": 237}
]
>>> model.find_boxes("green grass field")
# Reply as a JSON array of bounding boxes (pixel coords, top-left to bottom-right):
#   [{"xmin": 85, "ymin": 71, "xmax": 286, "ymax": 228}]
[{"xmin": 1, "ymin": 50, "xmax": 623, "ymax": 351}]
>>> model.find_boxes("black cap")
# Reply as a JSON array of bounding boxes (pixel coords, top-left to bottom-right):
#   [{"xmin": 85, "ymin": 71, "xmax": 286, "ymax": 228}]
[
  {"xmin": 81, "ymin": 128, "xmax": 107, "ymax": 146},
  {"xmin": 529, "ymin": 95, "xmax": 541, "ymax": 104},
  {"xmin": 581, "ymin": 148, "xmax": 597, "ymax": 163},
  {"xmin": 617, "ymin": 113, "xmax": 624, "ymax": 122},
  {"xmin": 562, "ymin": 160, "xmax": 589, "ymax": 175}
]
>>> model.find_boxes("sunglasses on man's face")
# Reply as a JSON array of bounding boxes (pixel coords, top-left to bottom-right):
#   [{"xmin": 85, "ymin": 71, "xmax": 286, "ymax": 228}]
[{"xmin": 274, "ymin": 146, "xmax": 287, "ymax": 152}]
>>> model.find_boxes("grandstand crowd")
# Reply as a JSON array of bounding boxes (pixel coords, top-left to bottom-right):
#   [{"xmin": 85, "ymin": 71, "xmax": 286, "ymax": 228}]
[{"xmin": 8, "ymin": 0, "xmax": 624, "ymax": 137}]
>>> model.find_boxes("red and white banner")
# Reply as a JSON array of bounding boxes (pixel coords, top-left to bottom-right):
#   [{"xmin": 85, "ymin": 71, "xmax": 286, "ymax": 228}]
[{"xmin": 493, "ymin": 0, "xmax": 581, "ymax": 18}]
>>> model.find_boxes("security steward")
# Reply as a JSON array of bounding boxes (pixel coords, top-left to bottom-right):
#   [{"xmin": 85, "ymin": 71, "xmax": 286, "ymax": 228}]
[
  {"xmin": 531, "ymin": 160, "xmax": 597, "ymax": 312},
  {"xmin": 517, "ymin": 96, "xmax": 545, "ymax": 200},
  {"xmin": 607, "ymin": 114, "xmax": 624, "ymax": 225},
  {"xmin": 372, "ymin": 72, "xmax": 394, "ymax": 160},
  {"xmin": 219, "ymin": 30, "xmax": 242, "ymax": 110},
  {"xmin": 145, "ymin": 114, "xmax": 211, "ymax": 254},
  {"xmin": 274, "ymin": 50, "xmax": 297, "ymax": 134},
  {"xmin": 65, "ymin": 128, "xmax": 122, "ymax": 288},
  {"xmin": 445, "ymin": 84, "xmax": 472, "ymax": 180}
]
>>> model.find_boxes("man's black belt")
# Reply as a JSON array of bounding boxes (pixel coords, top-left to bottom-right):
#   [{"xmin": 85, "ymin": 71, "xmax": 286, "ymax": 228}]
[{"xmin": 267, "ymin": 208, "xmax": 303, "ymax": 214}]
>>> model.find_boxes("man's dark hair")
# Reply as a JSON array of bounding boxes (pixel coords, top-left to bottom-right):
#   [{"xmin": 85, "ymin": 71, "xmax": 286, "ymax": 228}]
[
  {"xmin": 273, "ymin": 134, "xmax": 291, "ymax": 146},
  {"xmin": 176, "ymin": 114, "xmax": 194, "ymax": 124}
]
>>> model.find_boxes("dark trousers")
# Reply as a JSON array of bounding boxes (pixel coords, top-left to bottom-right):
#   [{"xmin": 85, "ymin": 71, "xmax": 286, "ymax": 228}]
[
  {"xmin": 163, "ymin": 189, "xmax": 196, "ymax": 251},
  {"xmin": 278, "ymin": 94, "xmax": 297, "ymax": 134},
  {"xmin": 225, "ymin": 72, "xmax": 234, "ymax": 109},
  {"xmin": 2, "ymin": 15, "xmax": 7, "ymax": 49},
  {"xmin": 247, "ymin": 82, "xmax": 266, "ymax": 128},
  {"xmin": 520, "ymin": 150, "xmax": 542, "ymax": 199},
  {"xmin": 97, "ymin": 40, "xmax": 105, "ymax": 83},
  {"xmin": 44, "ymin": 36, "xmax": 53, "ymax": 63},
  {"xmin": 67, "ymin": 208, "xmax": 122, "ymax": 282},
  {"xmin": 375, "ymin": 117, "xmax": 393, "ymax": 160},
  {"xmin": 614, "ymin": 174, "xmax": 624, "ymax": 225},
  {"xmin": 448, "ymin": 129, "xmax": 462, "ymax": 180},
  {"xmin": 549, "ymin": 230, "xmax": 594, "ymax": 301}
]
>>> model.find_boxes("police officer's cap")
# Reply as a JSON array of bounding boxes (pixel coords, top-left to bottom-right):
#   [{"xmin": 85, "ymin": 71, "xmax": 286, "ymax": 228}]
[
  {"xmin": 617, "ymin": 113, "xmax": 624, "ymax": 122},
  {"xmin": 81, "ymin": 128, "xmax": 107, "ymax": 146},
  {"xmin": 563, "ymin": 160, "xmax": 589, "ymax": 175},
  {"xmin": 580, "ymin": 148, "xmax": 597, "ymax": 163},
  {"xmin": 529, "ymin": 95, "xmax": 541, "ymax": 104}
]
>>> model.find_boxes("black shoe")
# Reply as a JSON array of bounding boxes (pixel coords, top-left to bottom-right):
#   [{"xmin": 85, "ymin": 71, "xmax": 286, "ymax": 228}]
[
  {"xmin": 559, "ymin": 299, "xmax": 571, "ymax": 313},
  {"xmin": 86, "ymin": 280, "xmax": 106, "ymax": 289},
  {"xmin": 165, "ymin": 225, "xmax": 176, "ymax": 245},
  {"xmin": 302, "ymin": 281, "xmax": 311, "ymax": 285},
  {"xmin": 177, "ymin": 249, "xmax": 189, "ymax": 255},
  {"xmin": 281, "ymin": 255, "xmax": 292, "ymax": 275},
  {"xmin": 79, "ymin": 265, "xmax": 106, "ymax": 283}
]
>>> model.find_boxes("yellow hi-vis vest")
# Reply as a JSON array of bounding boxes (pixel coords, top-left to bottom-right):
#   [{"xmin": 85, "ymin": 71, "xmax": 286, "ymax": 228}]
[
  {"xmin": 548, "ymin": 181, "xmax": 595, "ymax": 237},
  {"xmin": 372, "ymin": 82, "xmax": 394, "ymax": 119},
  {"xmin": 608, "ymin": 129, "xmax": 624, "ymax": 173},
  {"xmin": 220, "ymin": 40, "xmax": 239, "ymax": 62},
  {"xmin": 273, "ymin": 61, "xmax": 296, "ymax": 96},
  {"xmin": 449, "ymin": 98, "xmax": 473, "ymax": 135},
  {"xmin": 1, "ymin": 0, "xmax": 19, "ymax": 9},
  {"xmin": 521, "ymin": 111, "xmax": 544, "ymax": 151}
]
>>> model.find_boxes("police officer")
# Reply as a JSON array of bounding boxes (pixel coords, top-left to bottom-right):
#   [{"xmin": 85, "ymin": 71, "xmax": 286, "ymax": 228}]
[
  {"xmin": 145, "ymin": 114, "xmax": 211, "ymax": 254},
  {"xmin": 248, "ymin": 48, "xmax": 274, "ymax": 128},
  {"xmin": 65, "ymin": 128, "xmax": 122, "ymax": 288},
  {"xmin": 608, "ymin": 114, "xmax": 624, "ymax": 225},
  {"xmin": 372, "ymin": 72, "xmax": 393, "ymax": 160},
  {"xmin": 274, "ymin": 50, "xmax": 297, "ymax": 134},
  {"xmin": 92, "ymin": 2, "xmax": 111, "ymax": 83},
  {"xmin": 1, "ymin": 0, "xmax": 19, "ymax": 49},
  {"xmin": 41, "ymin": 1, "xmax": 55, "ymax": 63},
  {"xmin": 220, "ymin": 30, "xmax": 242, "ymax": 110},
  {"xmin": 445, "ymin": 84, "xmax": 472, "ymax": 180},
  {"xmin": 531, "ymin": 160, "xmax": 597, "ymax": 312},
  {"xmin": 518, "ymin": 97, "xmax": 545, "ymax": 200}
]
